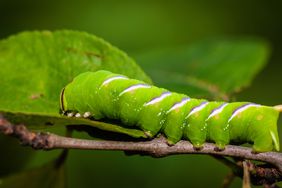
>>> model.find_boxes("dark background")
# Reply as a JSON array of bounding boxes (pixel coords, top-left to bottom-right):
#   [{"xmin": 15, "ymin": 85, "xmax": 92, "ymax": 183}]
[{"xmin": 0, "ymin": 0, "xmax": 281, "ymax": 187}]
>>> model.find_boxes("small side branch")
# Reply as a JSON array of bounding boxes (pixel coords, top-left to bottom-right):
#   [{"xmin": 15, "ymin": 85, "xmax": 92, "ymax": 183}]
[
  {"xmin": 0, "ymin": 114, "xmax": 282, "ymax": 186},
  {"xmin": 243, "ymin": 161, "xmax": 251, "ymax": 188}
]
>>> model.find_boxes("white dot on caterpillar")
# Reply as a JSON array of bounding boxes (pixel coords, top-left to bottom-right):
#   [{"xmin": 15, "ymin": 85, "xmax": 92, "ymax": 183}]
[
  {"xmin": 200, "ymin": 123, "xmax": 208, "ymax": 132},
  {"xmin": 223, "ymin": 125, "xmax": 229, "ymax": 131},
  {"xmin": 83, "ymin": 112, "xmax": 91, "ymax": 118},
  {"xmin": 159, "ymin": 119, "xmax": 165, "ymax": 125},
  {"xmin": 75, "ymin": 113, "xmax": 82, "ymax": 118}
]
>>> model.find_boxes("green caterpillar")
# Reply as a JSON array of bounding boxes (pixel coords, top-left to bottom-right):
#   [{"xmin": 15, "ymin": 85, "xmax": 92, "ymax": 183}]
[{"xmin": 60, "ymin": 70, "xmax": 280, "ymax": 152}]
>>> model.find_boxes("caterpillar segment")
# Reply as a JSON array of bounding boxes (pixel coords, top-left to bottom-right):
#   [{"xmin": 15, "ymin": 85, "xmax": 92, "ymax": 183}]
[{"xmin": 60, "ymin": 70, "xmax": 280, "ymax": 152}]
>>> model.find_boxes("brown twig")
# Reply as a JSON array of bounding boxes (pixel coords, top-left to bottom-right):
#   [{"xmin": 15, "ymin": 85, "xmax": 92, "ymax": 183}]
[
  {"xmin": 0, "ymin": 114, "xmax": 52, "ymax": 149},
  {"xmin": 0, "ymin": 114, "xmax": 282, "ymax": 186}
]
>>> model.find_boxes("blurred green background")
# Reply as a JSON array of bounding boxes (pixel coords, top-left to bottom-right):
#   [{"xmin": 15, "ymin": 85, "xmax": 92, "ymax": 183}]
[{"xmin": 0, "ymin": 0, "xmax": 282, "ymax": 187}]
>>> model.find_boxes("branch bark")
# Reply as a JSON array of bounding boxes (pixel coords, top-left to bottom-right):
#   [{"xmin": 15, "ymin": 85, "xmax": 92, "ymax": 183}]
[{"xmin": 0, "ymin": 114, "xmax": 282, "ymax": 186}]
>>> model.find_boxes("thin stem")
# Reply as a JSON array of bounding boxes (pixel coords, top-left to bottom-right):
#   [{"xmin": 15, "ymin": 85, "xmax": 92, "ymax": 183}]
[{"xmin": 242, "ymin": 161, "xmax": 251, "ymax": 188}]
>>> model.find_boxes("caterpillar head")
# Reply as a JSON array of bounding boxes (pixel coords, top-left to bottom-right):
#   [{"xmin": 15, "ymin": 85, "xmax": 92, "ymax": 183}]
[{"xmin": 59, "ymin": 71, "xmax": 111, "ymax": 118}]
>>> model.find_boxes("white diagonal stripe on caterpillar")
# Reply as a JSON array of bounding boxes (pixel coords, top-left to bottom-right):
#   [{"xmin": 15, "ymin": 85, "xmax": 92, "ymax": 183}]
[
  {"xmin": 186, "ymin": 101, "xmax": 208, "ymax": 118},
  {"xmin": 144, "ymin": 92, "xmax": 172, "ymax": 106},
  {"xmin": 119, "ymin": 84, "xmax": 151, "ymax": 96},
  {"xmin": 206, "ymin": 103, "xmax": 228, "ymax": 120},
  {"xmin": 228, "ymin": 103, "xmax": 261, "ymax": 123},
  {"xmin": 101, "ymin": 76, "xmax": 128, "ymax": 86},
  {"xmin": 166, "ymin": 97, "xmax": 190, "ymax": 113}
]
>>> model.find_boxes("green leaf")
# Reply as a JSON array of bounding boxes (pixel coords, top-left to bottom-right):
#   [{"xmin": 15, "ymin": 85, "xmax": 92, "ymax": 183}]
[
  {"xmin": 0, "ymin": 30, "xmax": 151, "ymax": 114},
  {"xmin": 0, "ymin": 152, "xmax": 66, "ymax": 188},
  {"xmin": 0, "ymin": 30, "xmax": 150, "ymax": 137},
  {"xmin": 136, "ymin": 38, "xmax": 270, "ymax": 100}
]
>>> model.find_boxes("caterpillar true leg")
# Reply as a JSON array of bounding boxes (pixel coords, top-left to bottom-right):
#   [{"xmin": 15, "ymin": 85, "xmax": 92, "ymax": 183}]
[
  {"xmin": 67, "ymin": 112, "xmax": 75, "ymax": 117},
  {"xmin": 75, "ymin": 113, "xmax": 82, "ymax": 118},
  {"xmin": 83, "ymin": 112, "xmax": 91, "ymax": 118}
]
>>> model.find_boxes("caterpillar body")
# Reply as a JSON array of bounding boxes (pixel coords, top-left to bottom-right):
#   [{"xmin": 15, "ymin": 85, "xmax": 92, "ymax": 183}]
[{"xmin": 60, "ymin": 70, "xmax": 280, "ymax": 152}]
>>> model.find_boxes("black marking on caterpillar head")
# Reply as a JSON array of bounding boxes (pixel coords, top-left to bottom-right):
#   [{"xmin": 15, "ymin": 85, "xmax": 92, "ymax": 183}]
[{"xmin": 60, "ymin": 87, "xmax": 66, "ymax": 113}]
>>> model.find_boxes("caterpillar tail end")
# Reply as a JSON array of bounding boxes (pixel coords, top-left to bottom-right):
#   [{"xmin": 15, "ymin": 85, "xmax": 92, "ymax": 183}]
[{"xmin": 274, "ymin": 105, "xmax": 282, "ymax": 113}]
